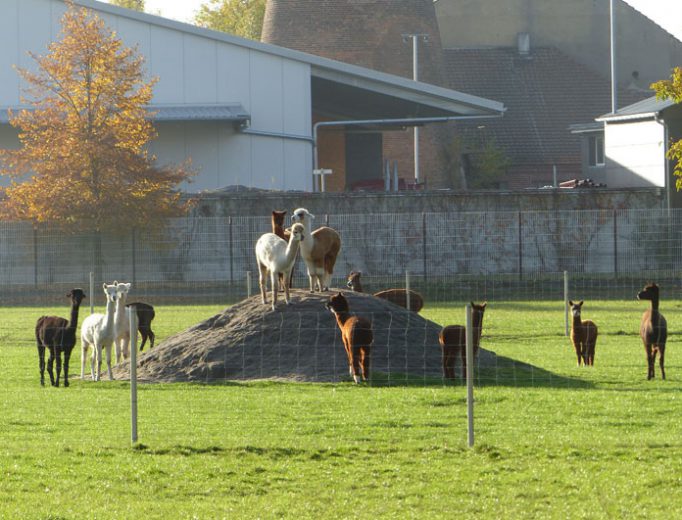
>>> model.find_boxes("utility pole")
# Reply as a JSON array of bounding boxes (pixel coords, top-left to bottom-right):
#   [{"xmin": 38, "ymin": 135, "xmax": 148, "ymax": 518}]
[
  {"xmin": 610, "ymin": 0, "xmax": 617, "ymax": 114},
  {"xmin": 402, "ymin": 33, "xmax": 429, "ymax": 184}
]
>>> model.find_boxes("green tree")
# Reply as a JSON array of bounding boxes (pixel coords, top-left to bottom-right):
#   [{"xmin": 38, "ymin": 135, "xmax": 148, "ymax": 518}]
[
  {"xmin": 652, "ymin": 67, "xmax": 682, "ymax": 190},
  {"xmin": 109, "ymin": 0, "xmax": 145, "ymax": 11},
  {"xmin": 195, "ymin": 0, "xmax": 266, "ymax": 40}
]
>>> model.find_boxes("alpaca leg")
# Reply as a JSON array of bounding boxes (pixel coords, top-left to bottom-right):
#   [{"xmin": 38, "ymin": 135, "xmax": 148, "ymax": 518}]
[
  {"xmin": 258, "ymin": 263, "xmax": 268, "ymax": 305},
  {"xmin": 94, "ymin": 344, "xmax": 102, "ymax": 382},
  {"xmin": 270, "ymin": 271, "xmax": 278, "ymax": 311},
  {"xmin": 47, "ymin": 348, "xmax": 56, "ymax": 387},
  {"xmin": 81, "ymin": 342, "xmax": 88, "ymax": 380},
  {"xmin": 38, "ymin": 344, "xmax": 46, "ymax": 386},
  {"xmin": 360, "ymin": 346, "xmax": 370, "ymax": 382},
  {"xmin": 659, "ymin": 347, "xmax": 666, "ymax": 380},
  {"xmin": 147, "ymin": 329, "xmax": 155, "ymax": 349},
  {"xmin": 105, "ymin": 345, "xmax": 114, "ymax": 381},
  {"xmin": 55, "ymin": 352, "xmax": 62, "ymax": 388},
  {"xmin": 572, "ymin": 342, "xmax": 582, "ymax": 366},
  {"xmin": 351, "ymin": 345, "xmax": 363, "ymax": 384},
  {"xmin": 114, "ymin": 338, "xmax": 122, "ymax": 365},
  {"xmin": 63, "ymin": 350, "xmax": 71, "ymax": 387},
  {"xmin": 307, "ymin": 270, "xmax": 315, "ymax": 292},
  {"xmin": 646, "ymin": 345, "xmax": 655, "ymax": 380},
  {"xmin": 122, "ymin": 335, "xmax": 130, "ymax": 361}
]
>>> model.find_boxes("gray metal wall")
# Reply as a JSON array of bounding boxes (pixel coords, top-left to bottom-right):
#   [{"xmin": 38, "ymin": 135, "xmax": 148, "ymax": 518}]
[{"xmin": 0, "ymin": 0, "xmax": 313, "ymax": 192}]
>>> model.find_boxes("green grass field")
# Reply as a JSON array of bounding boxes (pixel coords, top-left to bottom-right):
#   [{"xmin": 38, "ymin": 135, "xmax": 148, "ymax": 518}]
[{"xmin": 2, "ymin": 300, "xmax": 682, "ymax": 519}]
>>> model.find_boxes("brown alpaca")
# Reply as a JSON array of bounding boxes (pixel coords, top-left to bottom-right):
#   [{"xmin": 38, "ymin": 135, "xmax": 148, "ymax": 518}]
[
  {"xmin": 569, "ymin": 300, "xmax": 598, "ymax": 366},
  {"xmin": 35, "ymin": 288, "xmax": 86, "ymax": 387},
  {"xmin": 292, "ymin": 208, "xmax": 341, "ymax": 291},
  {"xmin": 325, "ymin": 292, "xmax": 373, "ymax": 384},
  {"xmin": 346, "ymin": 271, "xmax": 424, "ymax": 312},
  {"xmin": 271, "ymin": 210, "xmax": 295, "ymax": 290},
  {"xmin": 637, "ymin": 283, "xmax": 667, "ymax": 380},
  {"xmin": 438, "ymin": 302, "xmax": 486, "ymax": 380}
]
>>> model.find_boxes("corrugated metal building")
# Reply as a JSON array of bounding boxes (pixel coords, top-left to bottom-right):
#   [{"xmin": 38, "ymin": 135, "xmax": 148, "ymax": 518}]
[{"xmin": 0, "ymin": 0, "xmax": 504, "ymax": 193}]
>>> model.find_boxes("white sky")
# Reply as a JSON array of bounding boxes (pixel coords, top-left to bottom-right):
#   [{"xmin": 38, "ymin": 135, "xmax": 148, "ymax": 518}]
[{"xmin": 105, "ymin": 0, "xmax": 682, "ymax": 41}]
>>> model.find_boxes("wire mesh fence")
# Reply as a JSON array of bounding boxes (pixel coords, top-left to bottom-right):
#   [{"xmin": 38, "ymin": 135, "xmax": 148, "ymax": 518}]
[{"xmin": 3, "ymin": 208, "xmax": 682, "ymax": 306}]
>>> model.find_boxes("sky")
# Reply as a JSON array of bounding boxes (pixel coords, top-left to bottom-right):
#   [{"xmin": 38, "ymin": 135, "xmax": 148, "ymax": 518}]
[{"xmin": 106, "ymin": 0, "xmax": 682, "ymax": 41}]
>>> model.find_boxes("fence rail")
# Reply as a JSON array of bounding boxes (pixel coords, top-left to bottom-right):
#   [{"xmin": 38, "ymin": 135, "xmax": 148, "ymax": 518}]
[{"xmin": 2, "ymin": 208, "xmax": 682, "ymax": 304}]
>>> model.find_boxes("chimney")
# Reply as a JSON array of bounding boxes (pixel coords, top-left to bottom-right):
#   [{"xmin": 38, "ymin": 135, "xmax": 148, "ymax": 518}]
[{"xmin": 517, "ymin": 32, "xmax": 530, "ymax": 56}]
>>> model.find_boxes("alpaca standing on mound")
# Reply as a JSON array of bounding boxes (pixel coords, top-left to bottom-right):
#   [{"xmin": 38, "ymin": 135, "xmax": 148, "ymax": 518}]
[
  {"xmin": 272, "ymin": 210, "xmax": 295, "ymax": 290},
  {"xmin": 112, "ymin": 282, "xmax": 131, "ymax": 364},
  {"xmin": 255, "ymin": 223, "xmax": 305, "ymax": 311},
  {"xmin": 569, "ymin": 300, "xmax": 598, "ymax": 366},
  {"xmin": 291, "ymin": 208, "xmax": 341, "ymax": 292},
  {"xmin": 81, "ymin": 282, "xmax": 119, "ymax": 382},
  {"xmin": 638, "ymin": 282, "xmax": 668, "ymax": 380},
  {"xmin": 35, "ymin": 288, "xmax": 86, "ymax": 387},
  {"xmin": 326, "ymin": 292, "xmax": 373, "ymax": 384}
]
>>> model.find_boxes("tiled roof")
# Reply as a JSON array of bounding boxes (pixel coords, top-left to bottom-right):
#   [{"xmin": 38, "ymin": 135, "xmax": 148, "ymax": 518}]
[{"xmin": 443, "ymin": 46, "xmax": 648, "ymax": 165}]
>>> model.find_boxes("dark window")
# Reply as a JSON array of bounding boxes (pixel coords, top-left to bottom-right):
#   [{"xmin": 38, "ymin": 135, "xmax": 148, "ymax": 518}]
[{"xmin": 588, "ymin": 135, "xmax": 605, "ymax": 167}]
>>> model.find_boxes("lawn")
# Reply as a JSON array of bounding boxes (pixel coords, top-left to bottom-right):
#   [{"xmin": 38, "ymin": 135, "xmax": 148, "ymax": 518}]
[{"xmin": 1, "ymin": 300, "xmax": 682, "ymax": 519}]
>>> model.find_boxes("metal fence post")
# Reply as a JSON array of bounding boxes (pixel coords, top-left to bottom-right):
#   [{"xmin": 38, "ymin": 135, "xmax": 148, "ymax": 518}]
[
  {"xmin": 247, "ymin": 271, "xmax": 252, "ymax": 298},
  {"xmin": 564, "ymin": 271, "xmax": 569, "ymax": 337},
  {"xmin": 405, "ymin": 271, "xmax": 411, "ymax": 311},
  {"xmin": 89, "ymin": 271, "xmax": 95, "ymax": 315},
  {"xmin": 128, "ymin": 305, "xmax": 139, "ymax": 446},
  {"xmin": 518, "ymin": 211, "xmax": 523, "ymax": 280},
  {"xmin": 465, "ymin": 303, "xmax": 474, "ymax": 447}
]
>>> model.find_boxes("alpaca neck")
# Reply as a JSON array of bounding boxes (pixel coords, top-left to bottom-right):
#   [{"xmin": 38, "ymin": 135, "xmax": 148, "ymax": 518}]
[
  {"xmin": 103, "ymin": 299, "xmax": 116, "ymax": 332},
  {"xmin": 352, "ymin": 280, "xmax": 363, "ymax": 292},
  {"xmin": 332, "ymin": 310, "xmax": 352, "ymax": 328},
  {"xmin": 572, "ymin": 315, "xmax": 583, "ymax": 329},
  {"xmin": 284, "ymin": 236, "xmax": 300, "ymax": 264},
  {"xmin": 67, "ymin": 302, "xmax": 82, "ymax": 331}
]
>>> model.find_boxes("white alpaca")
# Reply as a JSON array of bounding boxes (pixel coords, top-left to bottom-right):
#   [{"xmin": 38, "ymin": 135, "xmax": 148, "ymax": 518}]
[
  {"xmin": 80, "ymin": 282, "xmax": 119, "ymax": 382},
  {"xmin": 255, "ymin": 222, "xmax": 305, "ymax": 311},
  {"xmin": 291, "ymin": 208, "xmax": 341, "ymax": 292},
  {"xmin": 112, "ymin": 282, "xmax": 131, "ymax": 364}
]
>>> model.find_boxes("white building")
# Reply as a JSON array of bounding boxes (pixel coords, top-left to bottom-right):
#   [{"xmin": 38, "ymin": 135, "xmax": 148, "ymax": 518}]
[{"xmin": 0, "ymin": 0, "xmax": 504, "ymax": 193}]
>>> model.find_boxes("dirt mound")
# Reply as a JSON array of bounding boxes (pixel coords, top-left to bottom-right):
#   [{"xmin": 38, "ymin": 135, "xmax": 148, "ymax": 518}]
[{"xmin": 114, "ymin": 289, "xmax": 498, "ymax": 383}]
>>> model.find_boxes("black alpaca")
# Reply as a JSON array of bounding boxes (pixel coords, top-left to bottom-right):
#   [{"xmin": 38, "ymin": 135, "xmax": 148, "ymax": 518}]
[
  {"xmin": 125, "ymin": 302, "xmax": 156, "ymax": 351},
  {"xmin": 637, "ymin": 283, "xmax": 668, "ymax": 380},
  {"xmin": 36, "ymin": 288, "xmax": 86, "ymax": 387}
]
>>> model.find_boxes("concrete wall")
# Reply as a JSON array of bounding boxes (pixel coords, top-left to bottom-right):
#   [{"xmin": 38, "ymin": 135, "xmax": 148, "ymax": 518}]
[
  {"xmin": 435, "ymin": 0, "xmax": 682, "ymax": 89},
  {"xmin": 0, "ymin": 0, "xmax": 314, "ymax": 192},
  {"xmin": 194, "ymin": 187, "xmax": 665, "ymax": 218}
]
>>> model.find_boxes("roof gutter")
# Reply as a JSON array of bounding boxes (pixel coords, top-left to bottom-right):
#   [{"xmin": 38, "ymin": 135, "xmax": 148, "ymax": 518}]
[{"xmin": 312, "ymin": 114, "xmax": 504, "ymax": 184}]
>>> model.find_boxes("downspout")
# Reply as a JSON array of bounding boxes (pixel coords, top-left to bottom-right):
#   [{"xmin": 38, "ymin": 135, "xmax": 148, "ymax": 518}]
[{"xmin": 654, "ymin": 114, "xmax": 670, "ymax": 211}]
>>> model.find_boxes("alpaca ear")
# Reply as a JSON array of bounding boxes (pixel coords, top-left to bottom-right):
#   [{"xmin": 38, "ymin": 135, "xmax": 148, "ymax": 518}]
[
  {"xmin": 481, "ymin": 302, "xmax": 487, "ymax": 309},
  {"xmin": 568, "ymin": 300, "xmax": 573, "ymax": 306},
  {"xmin": 102, "ymin": 282, "xmax": 107, "ymax": 290},
  {"xmin": 309, "ymin": 212, "xmax": 316, "ymax": 219},
  {"xmin": 578, "ymin": 300, "xmax": 584, "ymax": 306}
]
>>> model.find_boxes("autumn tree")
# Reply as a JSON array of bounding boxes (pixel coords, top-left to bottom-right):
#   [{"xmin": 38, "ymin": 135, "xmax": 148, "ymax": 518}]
[
  {"xmin": 195, "ymin": 0, "xmax": 266, "ymax": 40},
  {"xmin": 109, "ymin": 0, "xmax": 145, "ymax": 11},
  {"xmin": 0, "ymin": 2, "xmax": 193, "ymax": 277},
  {"xmin": 0, "ymin": 3, "xmax": 193, "ymax": 229},
  {"xmin": 652, "ymin": 67, "xmax": 682, "ymax": 190}
]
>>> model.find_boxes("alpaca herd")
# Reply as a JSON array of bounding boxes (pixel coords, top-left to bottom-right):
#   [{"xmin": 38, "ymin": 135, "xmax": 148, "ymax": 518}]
[
  {"xmin": 36, "ymin": 281, "xmax": 155, "ymax": 387},
  {"xmin": 34, "ymin": 207, "xmax": 670, "ymax": 388}
]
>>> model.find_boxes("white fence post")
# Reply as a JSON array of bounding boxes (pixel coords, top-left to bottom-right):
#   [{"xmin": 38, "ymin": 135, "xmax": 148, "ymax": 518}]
[
  {"xmin": 128, "ymin": 306, "xmax": 139, "ymax": 445},
  {"xmin": 89, "ymin": 271, "xmax": 95, "ymax": 315},
  {"xmin": 465, "ymin": 303, "xmax": 475, "ymax": 448},
  {"xmin": 405, "ymin": 271, "xmax": 411, "ymax": 311}
]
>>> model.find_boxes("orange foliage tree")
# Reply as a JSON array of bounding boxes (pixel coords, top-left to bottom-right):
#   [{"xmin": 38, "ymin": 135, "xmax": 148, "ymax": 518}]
[{"xmin": 0, "ymin": 1, "xmax": 193, "ymax": 233}]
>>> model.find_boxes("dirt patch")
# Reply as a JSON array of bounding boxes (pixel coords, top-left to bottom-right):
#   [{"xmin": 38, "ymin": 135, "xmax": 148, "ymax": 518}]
[{"xmin": 114, "ymin": 289, "xmax": 498, "ymax": 383}]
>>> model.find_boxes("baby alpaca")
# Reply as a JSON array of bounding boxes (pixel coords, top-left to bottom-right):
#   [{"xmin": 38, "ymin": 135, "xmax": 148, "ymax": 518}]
[
  {"xmin": 637, "ymin": 283, "xmax": 667, "ymax": 380},
  {"xmin": 326, "ymin": 292, "xmax": 373, "ymax": 384},
  {"xmin": 255, "ymin": 222, "xmax": 305, "ymax": 310}
]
